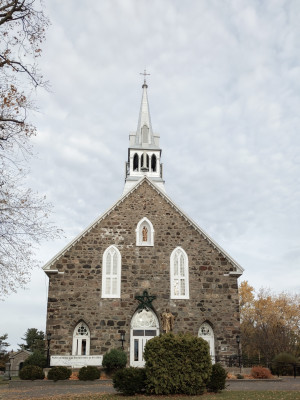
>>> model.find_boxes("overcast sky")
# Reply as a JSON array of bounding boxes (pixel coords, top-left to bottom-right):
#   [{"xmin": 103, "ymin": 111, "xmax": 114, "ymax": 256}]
[{"xmin": 1, "ymin": 0, "xmax": 300, "ymax": 350}]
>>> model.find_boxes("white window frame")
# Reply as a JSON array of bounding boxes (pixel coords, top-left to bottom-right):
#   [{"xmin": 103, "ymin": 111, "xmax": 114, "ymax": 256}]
[
  {"xmin": 72, "ymin": 321, "xmax": 90, "ymax": 356},
  {"xmin": 170, "ymin": 247, "xmax": 189, "ymax": 299},
  {"xmin": 101, "ymin": 245, "xmax": 121, "ymax": 298},
  {"xmin": 136, "ymin": 217, "xmax": 154, "ymax": 246}
]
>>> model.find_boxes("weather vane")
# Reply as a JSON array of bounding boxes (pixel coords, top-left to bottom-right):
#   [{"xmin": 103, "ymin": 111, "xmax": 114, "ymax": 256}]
[{"xmin": 140, "ymin": 69, "xmax": 150, "ymax": 86}]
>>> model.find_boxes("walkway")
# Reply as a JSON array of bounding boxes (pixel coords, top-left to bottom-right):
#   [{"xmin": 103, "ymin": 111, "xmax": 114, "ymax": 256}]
[{"xmin": 0, "ymin": 377, "xmax": 299, "ymax": 399}]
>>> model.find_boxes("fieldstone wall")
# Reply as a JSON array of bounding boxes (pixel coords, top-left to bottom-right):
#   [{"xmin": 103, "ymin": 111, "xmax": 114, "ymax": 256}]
[{"xmin": 46, "ymin": 180, "xmax": 240, "ymax": 360}]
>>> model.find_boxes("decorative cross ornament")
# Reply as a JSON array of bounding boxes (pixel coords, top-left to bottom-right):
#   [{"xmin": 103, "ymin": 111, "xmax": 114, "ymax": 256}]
[
  {"xmin": 135, "ymin": 290, "xmax": 156, "ymax": 310},
  {"xmin": 140, "ymin": 69, "xmax": 150, "ymax": 86}
]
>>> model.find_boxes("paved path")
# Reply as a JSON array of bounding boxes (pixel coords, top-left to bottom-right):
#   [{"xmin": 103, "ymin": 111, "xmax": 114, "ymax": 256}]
[
  {"xmin": 0, "ymin": 377, "xmax": 300, "ymax": 399},
  {"xmin": 227, "ymin": 377, "xmax": 300, "ymax": 391}
]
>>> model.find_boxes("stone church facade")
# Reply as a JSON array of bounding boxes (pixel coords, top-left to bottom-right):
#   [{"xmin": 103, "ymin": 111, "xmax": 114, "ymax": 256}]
[{"xmin": 44, "ymin": 78, "xmax": 243, "ymax": 368}]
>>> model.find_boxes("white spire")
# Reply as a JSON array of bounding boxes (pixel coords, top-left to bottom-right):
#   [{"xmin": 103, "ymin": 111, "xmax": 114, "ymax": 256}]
[
  {"xmin": 135, "ymin": 81, "xmax": 154, "ymax": 146},
  {"xmin": 123, "ymin": 74, "xmax": 165, "ymax": 195}
]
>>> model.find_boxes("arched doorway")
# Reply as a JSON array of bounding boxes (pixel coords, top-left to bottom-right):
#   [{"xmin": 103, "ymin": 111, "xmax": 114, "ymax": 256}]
[
  {"xmin": 198, "ymin": 322, "xmax": 215, "ymax": 363},
  {"xmin": 130, "ymin": 308, "xmax": 159, "ymax": 367}
]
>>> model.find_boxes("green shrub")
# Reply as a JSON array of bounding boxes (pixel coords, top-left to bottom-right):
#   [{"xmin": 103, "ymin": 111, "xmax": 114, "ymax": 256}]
[
  {"xmin": 272, "ymin": 352, "xmax": 298, "ymax": 376},
  {"xmin": 47, "ymin": 366, "xmax": 72, "ymax": 381},
  {"xmin": 23, "ymin": 351, "xmax": 47, "ymax": 368},
  {"xmin": 144, "ymin": 332, "xmax": 212, "ymax": 395},
  {"xmin": 207, "ymin": 363, "xmax": 227, "ymax": 392},
  {"xmin": 251, "ymin": 366, "xmax": 272, "ymax": 379},
  {"xmin": 236, "ymin": 373, "xmax": 244, "ymax": 379},
  {"xmin": 78, "ymin": 366, "xmax": 100, "ymax": 381},
  {"xmin": 113, "ymin": 367, "xmax": 146, "ymax": 395},
  {"xmin": 102, "ymin": 349, "xmax": 127, "ymax": 373},
  {"xmin": 19, "ymin": 365, "xmax": 45, "ymax": 380}
]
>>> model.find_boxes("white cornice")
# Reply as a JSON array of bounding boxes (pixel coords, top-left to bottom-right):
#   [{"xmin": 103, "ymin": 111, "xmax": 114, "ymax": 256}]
[{"xmin": 43, "ymin": 176, "xmax": 244, "ymax": 276}]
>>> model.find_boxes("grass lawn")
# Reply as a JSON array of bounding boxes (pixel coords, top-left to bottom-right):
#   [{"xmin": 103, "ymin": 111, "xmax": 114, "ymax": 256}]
[{"xmin": 31, "ymin": 392, "xmax": 300, "ymax": 400}]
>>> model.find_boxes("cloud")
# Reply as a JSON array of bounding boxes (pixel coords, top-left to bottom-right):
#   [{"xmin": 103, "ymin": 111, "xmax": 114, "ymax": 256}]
[{"xmin": 1, "ymin": 0, "xmax": 300, "ymax": 350}]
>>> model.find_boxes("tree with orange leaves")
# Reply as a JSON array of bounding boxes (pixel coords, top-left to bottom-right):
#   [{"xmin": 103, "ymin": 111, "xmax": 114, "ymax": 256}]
[{"xmin": 239, "ymin": 280, "xmax": 300, "ymax": 363}]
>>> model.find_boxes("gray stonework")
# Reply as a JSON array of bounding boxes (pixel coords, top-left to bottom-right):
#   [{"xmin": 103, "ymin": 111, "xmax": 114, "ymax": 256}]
[
  {"xmin": 7, "ymin": 349, "xmax": 32, "ymax": 377},
  {"xmin": 46, "ymin": 179, "xmax": 241, "ymax": 361}
]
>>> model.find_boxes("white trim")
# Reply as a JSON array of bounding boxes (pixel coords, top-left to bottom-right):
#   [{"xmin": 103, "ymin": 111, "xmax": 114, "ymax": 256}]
[
  {"xmin": 43, "ymin": 176, "xmax": 243, "ymax": 277},
  {"xmin": 101, "ymin": 245, "xmax": 121, "ymax": 298},
  {"xmin": 170, "ymin": 247, "xmax": 189, "ymax": 299},
  {"xmin": 136, "ymin": 217, "xmax": 154, "ymax": 246},
  {"xmin": 72, "ymin": 322, "xmax": 90, "ymax": 356}
]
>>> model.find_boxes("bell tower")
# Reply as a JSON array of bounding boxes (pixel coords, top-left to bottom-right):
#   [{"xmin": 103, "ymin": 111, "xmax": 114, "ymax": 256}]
[{"xmin": 123, "ymin": 72, "xmax": 165, "ymax": 194}]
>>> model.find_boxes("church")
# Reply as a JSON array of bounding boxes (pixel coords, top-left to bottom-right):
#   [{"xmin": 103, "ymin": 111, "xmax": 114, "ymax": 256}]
[{"xmin": 43, "ymin": 77, "xmax": 244, "ymax": 368}]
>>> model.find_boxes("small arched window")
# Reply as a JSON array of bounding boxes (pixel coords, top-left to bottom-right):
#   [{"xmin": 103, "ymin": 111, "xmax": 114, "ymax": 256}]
[
  {"xmin": 136, "ymin": 217, "xmax": 154, "ymax": 246},
  {"xmin": 170, "ymin": 247, "xmax": 189, "ymax": 299},
  {"xmin": 102, "ymin": 245, "xmax": 121, "ymax": 298},
  {"xmin": 72, "ymin": 321, "xmax": 90, "ymax": 356},
  {"xmin": 133, "ymin": 153, "xmax": 139, "ymax": 171},
  {"xmin": 151, "ymin": 154, "xmax": 157, "ymax": 172}
]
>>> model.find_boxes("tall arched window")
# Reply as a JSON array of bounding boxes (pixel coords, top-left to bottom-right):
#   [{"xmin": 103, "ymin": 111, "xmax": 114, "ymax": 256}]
[
  {"xmin": 136, "ymin": 217, "xmax": 154, "ymax": 246},
  {"xmin": 102, "ymin": 245, "xmax": 121, "ymax": 298},
  {"xmin": 151, "ymin": 154, "xmax": 157, "ymax": 172},
  {"xmin": 170, "ymin": 247, "xmax": 189, "ymax": 299},
  {"xmin": 133, "ymin": 153, "xmax": 139, "ymax": 171},
  {"xmin": 198, "ymin": 322, "xmax": 215, "ymax": 363},
  {"xmin": 72, "ymin": 321, "xmax": 90, "ymax": 356}
]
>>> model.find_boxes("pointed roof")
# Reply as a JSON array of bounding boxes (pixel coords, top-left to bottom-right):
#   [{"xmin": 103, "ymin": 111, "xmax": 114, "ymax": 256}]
[
  {"xmin": 136, "ymin": 81, "xmax": 153, "ymax": 143},
  {"xmin": 43, "ymin": 176, "xmax": 244, "ymax": 278}
]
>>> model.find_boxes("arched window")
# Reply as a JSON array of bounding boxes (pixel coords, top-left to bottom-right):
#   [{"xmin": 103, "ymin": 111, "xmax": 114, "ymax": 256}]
[
  {"xmin": 151, "ymin": 154, "xmax": 157, "ymax": 172},
  {"xmin": 72, "ymin": 321, "xmax": 90, "ymax": 356},
  {"xmin": 133, "ymin": 153, "xmax": 139, "ymax": 171},
  {"xmin": 170, "ymin": 247, "xmax": 189, "ymax": 299},
  {"xmin": 102, "ymin": 245, "xmax": 121, "ymax": 298},
  {"xmin": 198, "ymin": 322, "xmax": 215, "ymax": 363},
  {"xmin": 142, "ymin": 124, "xmax": 149, "ymax": 143},
  {"xmin": 136, "ymin": 217, "xmax": 154, "ymax": 246}
]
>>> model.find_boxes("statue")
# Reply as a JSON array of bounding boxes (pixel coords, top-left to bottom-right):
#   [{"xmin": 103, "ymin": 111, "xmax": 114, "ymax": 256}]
[
  {"xmin": 161, "ymin": 309, "xmax": 175, "ymax": 333},
  {"xmin": 142, "ymin": 226, "xmax": 148, "ymax": 241}
]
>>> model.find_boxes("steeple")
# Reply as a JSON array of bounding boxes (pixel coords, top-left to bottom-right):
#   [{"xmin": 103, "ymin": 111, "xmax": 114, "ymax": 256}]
[
  {"xmin": 123, "ymin": 74, "xmax": 165, "ymax": 195},
  {"xmin": 135, "ymin": 75, "xmax": 154, "ymax": 147}
]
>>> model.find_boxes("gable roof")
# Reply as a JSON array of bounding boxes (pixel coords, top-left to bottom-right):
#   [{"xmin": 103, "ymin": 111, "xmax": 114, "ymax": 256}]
[
  {"xmin": 9, "ymin": 349, "xmax": 32, "ymax": 358},
  {"xmin": 43, "ymin": 177, "xmax": 244, "ymax": 277}
]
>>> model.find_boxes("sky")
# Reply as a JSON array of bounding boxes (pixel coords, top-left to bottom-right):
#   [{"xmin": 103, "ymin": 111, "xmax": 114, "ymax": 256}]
[{"xmin": 1, "ymin": 0, "xmax": 300, "ymax": 350}]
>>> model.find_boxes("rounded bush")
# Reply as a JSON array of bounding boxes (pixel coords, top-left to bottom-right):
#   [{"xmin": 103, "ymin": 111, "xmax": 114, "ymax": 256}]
[
  {"xmin": 23, "ymin": 351, "xmax": 47, "ymax": 368},
  {"xmin": 113, "ymin": 367, "xmax": 146, "ymax": 395},
  {"xmin": 102, "ymin": 349, "xmax": 127, "ymax": 373},
  {"xmin": 251, "ymin": 366, "xmax": 272, "ymax": 379},
  {"xmin": 78, "ymin": 366, "xmax": 100, "ymax": 381},
  {"xmin": 19, "ymin": 365, "xmax": 45, "ymax": 380},
  {"xmin": 47, "ymin": 366, "xmax": 72, "ymax": 381},
  {"xmin": 144, "ymin": 332, "xmax": 212, "ymax": 395},
  {"xmin": 207, "ymin": 363, "xmax": 227, "ymax": 392},
  {"xmin": 272, "ymin": 352, "xmax": 297, "ymax": 376}
]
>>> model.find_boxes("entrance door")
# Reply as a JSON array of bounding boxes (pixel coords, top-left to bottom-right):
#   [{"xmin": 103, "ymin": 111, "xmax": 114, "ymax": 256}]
[
  {"xmin": 198, "ymin": 322, "xmax": 215, "ymax": 363},
  {"xmin": 130, "ymin": 309, "xmax": 159, "ymax": 367}
]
